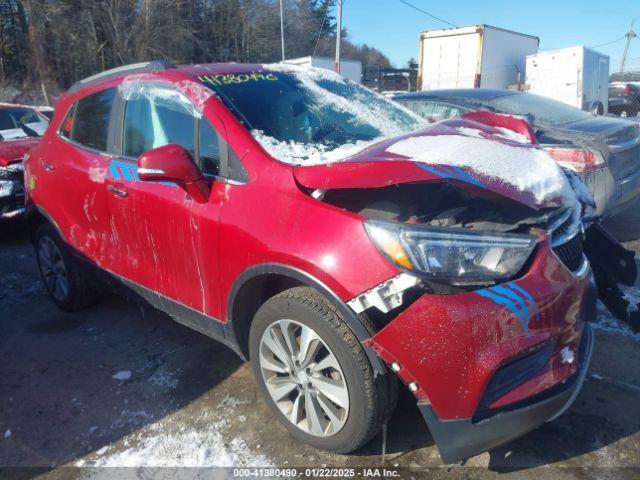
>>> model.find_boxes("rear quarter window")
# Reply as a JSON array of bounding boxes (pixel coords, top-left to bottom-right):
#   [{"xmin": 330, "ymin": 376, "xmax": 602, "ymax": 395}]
[{"xmin": 66, "ymin": 88, "xmax": 116, "ymax": 151}]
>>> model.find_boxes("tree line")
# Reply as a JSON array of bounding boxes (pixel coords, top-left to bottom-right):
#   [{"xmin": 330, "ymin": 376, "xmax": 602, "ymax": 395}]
[{"xmin": 0, "ymin": 0, "xmax": 392, "ymax": 93}]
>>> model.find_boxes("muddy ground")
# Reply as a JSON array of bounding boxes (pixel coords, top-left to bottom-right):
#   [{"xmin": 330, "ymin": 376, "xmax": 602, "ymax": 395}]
[{"xmin": 1, "ymin": 206, "xmax": 640, "ymax": 480}]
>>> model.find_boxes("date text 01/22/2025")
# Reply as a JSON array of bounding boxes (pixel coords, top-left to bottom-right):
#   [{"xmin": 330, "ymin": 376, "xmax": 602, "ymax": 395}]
[{"xmin": 232, "ymin": 468, "xmax": 401, "ymax": 478}]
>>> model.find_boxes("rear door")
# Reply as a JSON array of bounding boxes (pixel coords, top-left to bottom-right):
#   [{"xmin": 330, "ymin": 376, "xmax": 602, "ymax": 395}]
[
  {"xmin": 106, "ymin": 83, "xmax": 225, "ymax": 315},
  {"xmin": 46, "ymin": 88, "xmax": 116, "ymax": 263}
]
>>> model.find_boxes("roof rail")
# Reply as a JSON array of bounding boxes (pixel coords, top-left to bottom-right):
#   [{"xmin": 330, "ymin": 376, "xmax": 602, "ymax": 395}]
[{"xmin": 67, "ymin": 60, "xmax": 176, "ymax": 93}]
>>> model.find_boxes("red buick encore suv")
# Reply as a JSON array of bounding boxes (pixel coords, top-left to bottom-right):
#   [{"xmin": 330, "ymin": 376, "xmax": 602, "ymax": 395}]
[{"xmin": 24, "ymin": 61, "xmax": 598, "ymax": 463}]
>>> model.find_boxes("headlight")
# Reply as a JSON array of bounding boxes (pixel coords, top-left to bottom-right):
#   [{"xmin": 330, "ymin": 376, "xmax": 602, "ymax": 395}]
[
  {"xmin": 0, "ymin": 180, "xmax": 14, "ymax": 197},
  {"xmin": 364, "ymin": 220, "xmax": 537, "ymax": 284}
]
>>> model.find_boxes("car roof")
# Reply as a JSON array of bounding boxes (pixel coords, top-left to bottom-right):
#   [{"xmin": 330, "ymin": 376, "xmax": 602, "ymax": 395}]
[
  {"xmin": 393, "ymin": 89, "xmax": 518, "ymax": 103},
  {"xmin": 67, "ymin": 61, "xmax": 288, "ymax": 94}
]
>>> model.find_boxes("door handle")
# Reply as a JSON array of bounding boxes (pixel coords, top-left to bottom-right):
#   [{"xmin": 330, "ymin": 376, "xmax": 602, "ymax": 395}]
[
  {"xmin": 107, "ymin": 185, "xmax": 128, "ymax": 197},
  {"xmin": 42, "ymin": 161, "xmax": 55, "ymax": 171}
]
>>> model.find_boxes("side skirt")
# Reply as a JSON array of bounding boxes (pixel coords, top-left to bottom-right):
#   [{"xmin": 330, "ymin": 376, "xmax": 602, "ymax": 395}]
[{"xmin": 79, "ymin": 257, "xmax": 246, "ymax": 359}]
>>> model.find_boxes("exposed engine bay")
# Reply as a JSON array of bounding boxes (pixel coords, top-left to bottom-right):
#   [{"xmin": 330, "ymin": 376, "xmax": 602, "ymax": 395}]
[
  {"xmin": 321, "ymin": 182, "xmax": 560, "ymax": 234},
  {"xmin": 314, "ymin": 180, "xmax": 639, "ymax": 333}
]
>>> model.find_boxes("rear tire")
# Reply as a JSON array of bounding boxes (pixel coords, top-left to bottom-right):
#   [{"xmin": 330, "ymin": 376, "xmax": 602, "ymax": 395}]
[
  {"xmin": 34, "ymin": 223, "xmax": 99, "ymax": 311},
  {"xmin": 249, "ymin": 286, "xmax": 397, "ymax": 453}
]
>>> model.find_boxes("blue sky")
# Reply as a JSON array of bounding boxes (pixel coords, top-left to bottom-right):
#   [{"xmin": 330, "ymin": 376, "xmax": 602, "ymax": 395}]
[{"xmin": 339, "ymin": 0, "xmax": 640, "ymax": 70}]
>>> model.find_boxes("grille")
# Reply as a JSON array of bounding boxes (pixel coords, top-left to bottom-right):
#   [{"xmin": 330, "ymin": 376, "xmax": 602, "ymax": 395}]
[{"xmin": 553, "ymin": 233, "xmax": 584, "ymax": 272}]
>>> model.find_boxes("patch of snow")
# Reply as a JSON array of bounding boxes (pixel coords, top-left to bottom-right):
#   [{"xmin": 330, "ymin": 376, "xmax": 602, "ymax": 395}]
[
  {"xmin": 246, "ymin": 64, "xmax": 424, "ymax": 164},
  {"xmin": 455, "ymin": 126, "xmax": 484, "ymax": 139},
  {"xmin": 495, "ymin": 127, "xmax": 532, "ymax": 144},
  {"xmin": 4, "ymin": 429, "xmax": 11, "ymax": 439},
  {"xmin": 112, "ymin": 370, "xmax": 132, "ymax": 381},
  {"xmin": 386, "ymin": 131, "xmax": 579, "ymax": 210},
  {"xmin": 560, "ymin": 346, "xmax": 575, "ymax": 364},
  {"xmin": 591, "ymin": 373, "xmax": 604, "ymax": 380},
  {"xmin": 148, "ymin": 366, "xmax": 181, "ymax": 389},
  {"xmin": 88, "ymin": 419, "xmax": 271, "ymax": 468},
  {"xmin": 96, "ymin": 446, "xmax": 109, "ymax": 456},
  {"xmin": 252, "ymin": 129, "xmax": 377, "ymax": 166}
]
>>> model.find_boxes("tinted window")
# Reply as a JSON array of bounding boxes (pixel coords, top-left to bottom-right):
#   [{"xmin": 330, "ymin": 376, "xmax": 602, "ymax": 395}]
[
  {"xmin": 123, "ymin": 88, "xmax": 196, "ymax": 158},
  {"xmin": 488, "ymin": 93, "xmax": 593, "ymax": 126},
  {"xmin": 398, "ymin": 100, "xmax": 468, "ymax": 121},
  {"xmin": 72, "ymin": 88, "xmax": 116, "ymax": 151},
  {"xmin": 199, "ymin": 119, "xmax": 220, "ymax": 176}
]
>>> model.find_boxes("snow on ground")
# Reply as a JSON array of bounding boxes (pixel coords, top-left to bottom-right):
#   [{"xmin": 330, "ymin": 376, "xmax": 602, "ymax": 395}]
[
  {"xmin": 78, "ymin": 418, "xmax": 270, "ymax": 468},
  {"xmin": 112, "ymin": 370, "xmax": 132, "ymax": 381}
]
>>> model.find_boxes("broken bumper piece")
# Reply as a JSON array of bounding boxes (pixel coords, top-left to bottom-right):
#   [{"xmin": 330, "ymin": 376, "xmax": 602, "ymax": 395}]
[{"xmin": 419, "ymin": 323, "xmax": 594, "ymax": 463}]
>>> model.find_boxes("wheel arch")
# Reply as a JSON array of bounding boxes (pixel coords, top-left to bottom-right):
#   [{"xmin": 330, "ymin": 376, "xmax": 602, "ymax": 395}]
[
  {"xmin": 226, "ymin": 263, "xmax": 387, "ymax": 375},
  {"xmin": 26, "ymin": 204, "xmax": 63, "ymax": 242}
]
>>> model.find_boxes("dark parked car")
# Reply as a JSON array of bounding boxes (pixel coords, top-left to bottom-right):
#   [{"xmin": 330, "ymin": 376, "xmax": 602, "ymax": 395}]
[
  {"xmin": 608, "ymin": 75, "xmax": 640, "ymax": 117},
  {"xmin": 394, "ymin": 89, "xmax": 640, "ymax": 219}
]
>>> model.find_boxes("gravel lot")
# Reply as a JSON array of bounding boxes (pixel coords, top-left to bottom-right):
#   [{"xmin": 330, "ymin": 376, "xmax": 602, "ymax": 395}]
[{"xmin": 1, "ymin": 207, "xmax": 640, "ymax": 480}]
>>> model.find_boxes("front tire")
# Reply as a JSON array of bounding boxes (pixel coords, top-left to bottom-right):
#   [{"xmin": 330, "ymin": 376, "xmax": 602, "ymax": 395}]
[
  {"xmin": 249, "ymin": 287, "xmax": 397, "ymax": 453},
  {"xmin": 34, "ymin": 223, "xmax": 98, "ymax": 311}
]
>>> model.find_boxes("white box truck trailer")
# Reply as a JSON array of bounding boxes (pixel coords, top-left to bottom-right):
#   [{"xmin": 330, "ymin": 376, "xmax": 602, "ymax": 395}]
[
  {"xmin": 284, "ymin": 56, "xmax": 363, "ymax": 83},
  {"xmin": 526, "ymin": 46, "xmax": 609, "ymax": 113},
  {"xmin": 418, "ymin": 24, "xmax": 539, "ymax": 91}
]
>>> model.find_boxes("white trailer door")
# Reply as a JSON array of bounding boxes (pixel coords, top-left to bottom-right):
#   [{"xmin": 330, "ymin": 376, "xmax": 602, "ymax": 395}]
[
  {"xmin": 528, "ymin": 49, "xmax": 582, "ymax": 108},
  {"xmin": 421, "ymin": 32, "xmax": 480, "ymax": 90}
]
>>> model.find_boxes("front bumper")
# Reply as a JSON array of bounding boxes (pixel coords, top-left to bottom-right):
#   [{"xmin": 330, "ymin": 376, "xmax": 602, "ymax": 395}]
[
  {"xmin": 364, "ymin": 239, "xmax": 596, "ymax": 463},
  {"xmin": 418, "ymin": 323, "xmax": 594, "ymax": 463}
]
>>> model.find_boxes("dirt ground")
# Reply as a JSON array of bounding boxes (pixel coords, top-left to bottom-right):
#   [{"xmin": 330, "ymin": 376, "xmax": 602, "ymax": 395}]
[{"xmin": 1, "ymin": 206, "xmax": 640, "ymax": 480}]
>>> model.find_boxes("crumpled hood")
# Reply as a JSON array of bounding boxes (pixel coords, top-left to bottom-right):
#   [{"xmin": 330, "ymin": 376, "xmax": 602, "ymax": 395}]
[
  {"xmin": 0, "ymin": 137, "xmax": 40, "ymax": 166},
  {"xmin": 293, "ymin": 117, "xmax": 578, "ymax": 212}
]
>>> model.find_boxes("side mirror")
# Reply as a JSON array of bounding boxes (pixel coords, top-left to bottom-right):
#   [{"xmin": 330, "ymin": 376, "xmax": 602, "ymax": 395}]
[{"xmin": 138, "ymin": 144, "xmax": 209, "ymax": 203}]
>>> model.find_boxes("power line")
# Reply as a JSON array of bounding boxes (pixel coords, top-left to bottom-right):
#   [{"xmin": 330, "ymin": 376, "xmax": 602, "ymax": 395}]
[
  {"xmin": 313, "ymin": 0, "xmax": 331, "ymax": 57},
  {"xmin": 589, "ymin": 36, "xmax": 626, "ymax": 49},
  {"xmin": 395, "ymin": 0, "xmax": 458, "ymax": 28}
]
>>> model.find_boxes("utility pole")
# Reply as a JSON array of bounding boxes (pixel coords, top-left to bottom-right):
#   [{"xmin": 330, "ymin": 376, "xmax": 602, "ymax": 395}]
[
  {"xmin": 620, "ymin": 20, "xmax": 637, "ymax": 73},
  {"xmin": 335, "ymin": 0, "xmax": 342, "ymax": 74},
  {"xmin": 279, "ymin": 0, "xmax": 286, "ymax": 61}
]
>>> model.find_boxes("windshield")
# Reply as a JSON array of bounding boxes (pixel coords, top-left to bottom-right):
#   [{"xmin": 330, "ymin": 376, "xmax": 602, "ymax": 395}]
[
  {"xmin": 0, "ymin": 107, "xmax": 49, "ymax": 140},
  {"xmin": 197, "ymin": 67, "xmax": 424, "ymax": 164},
  {"xmin": 488, "ymin": 93, "xmax": 593, "ymax": 127}
]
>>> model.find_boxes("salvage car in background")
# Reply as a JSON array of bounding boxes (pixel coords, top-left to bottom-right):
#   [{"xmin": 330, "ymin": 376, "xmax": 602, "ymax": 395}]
[
  {"xmin": 608, "ymin": 80, "xmax": 640, "ymax": 117},
  {"xmin": 394, "ymin": 89, "xmax": 640, "ymax": 219},
  {"xmin": 0, "ymin": 104, "xmax": 49, "ymax": 221},
  {"xmin": 25, "ymin": 62, "xmax": 637, "ymax": 463}
]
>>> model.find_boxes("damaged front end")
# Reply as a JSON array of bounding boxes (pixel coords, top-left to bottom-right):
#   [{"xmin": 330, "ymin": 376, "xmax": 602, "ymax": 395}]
[
  {"xmin": 294, "ymin": 133, "xmax": 636, "ymax": 462},
  {"xmin": 0, "ymin": 159, "xmax": 26, "ymax": 220}
]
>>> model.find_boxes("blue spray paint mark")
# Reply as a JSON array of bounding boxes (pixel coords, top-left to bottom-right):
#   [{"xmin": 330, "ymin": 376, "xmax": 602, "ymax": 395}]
[
  {"xmin": 476, "ymin": 282, "xmax": 539, "ymax": 335},
  {"xmin": 476, "ymin": 289, "xmax": 531, "ymax": 335},
  {"xmin": 416, "ymin": 163, "xmax": 484, "ymax": 188}
]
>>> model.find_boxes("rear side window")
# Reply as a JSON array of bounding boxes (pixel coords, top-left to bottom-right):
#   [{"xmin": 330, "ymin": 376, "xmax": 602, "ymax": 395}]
[
  {"xmin": 123, "ymin": 88, "xmax": 196, "ymax": 158},
  {"xmin": 68, "ymin": 88, "xmax": 116, "ymax": 151},
  {"xmin": 400, "ymin": 100, "xmax": 468, "ymax": 121}
]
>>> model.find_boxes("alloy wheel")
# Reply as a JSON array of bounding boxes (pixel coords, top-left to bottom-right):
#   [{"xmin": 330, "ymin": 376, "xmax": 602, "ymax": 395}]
[
  {"xmin": 258, "ymin": 319, "xmax": 349, "ymax": 437},
  {"xmin": 37, "ymin": 236, "xmax": 69, "ymax": 302}
]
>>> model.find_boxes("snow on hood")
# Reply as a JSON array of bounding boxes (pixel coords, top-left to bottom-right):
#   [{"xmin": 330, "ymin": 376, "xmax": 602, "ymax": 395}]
[{"xmin": 385, "ymin": 122, "xmax": 579, "ymax": 210}]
